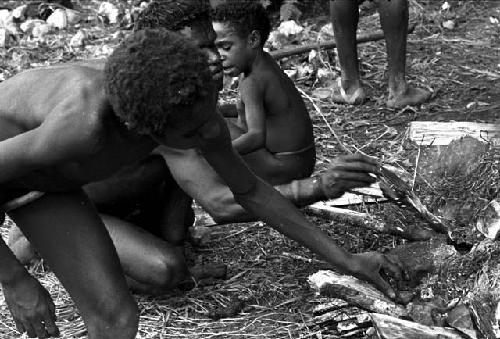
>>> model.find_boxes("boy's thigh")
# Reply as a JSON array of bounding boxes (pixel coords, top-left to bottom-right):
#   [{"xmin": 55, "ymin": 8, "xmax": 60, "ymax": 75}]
[{"xmin": 8, "ymin": 190, "xmax": 133, "ymax": 316}]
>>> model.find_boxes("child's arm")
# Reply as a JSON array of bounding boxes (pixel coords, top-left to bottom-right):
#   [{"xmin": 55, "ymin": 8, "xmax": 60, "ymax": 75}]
[
  {"xmin": 200, "ymin": 113, "xmax": 402, "ymax": 299},
  {"xmin": 218, "ymin": 103, "xmax": 239, "ymax": 118},
  {"xmin": 231, "ymin": 78, "xmax": 266, "ymax": 155}
]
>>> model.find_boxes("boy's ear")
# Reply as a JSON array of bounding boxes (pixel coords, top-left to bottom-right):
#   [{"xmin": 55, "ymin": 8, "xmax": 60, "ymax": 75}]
[{"xmin": 248, "ymin": 30, "xmax": 262, "ymax": 48}]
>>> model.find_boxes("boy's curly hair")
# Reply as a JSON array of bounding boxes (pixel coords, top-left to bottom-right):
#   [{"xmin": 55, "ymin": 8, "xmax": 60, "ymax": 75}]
[
  {"xmin": 134, "ymin": 0, "xmax": 211, "ymax": 31},
  {"xmin": 212, "ymin": 1, "xmax": 271, "ymax": 46},
  {"xmin": 105, "ymin": 29, "xmax": 213, "ymax": 136}
]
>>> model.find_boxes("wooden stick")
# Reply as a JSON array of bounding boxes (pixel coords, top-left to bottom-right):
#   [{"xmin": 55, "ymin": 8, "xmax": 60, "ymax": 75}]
[
  {"xmin": 408, "ymin": 121, "xmax": 500, "ymax": 146},
  {"xmin": 308, "ymin": 270, "xmax": 409, "ymax": 318},
  {"xmin": 270, "ymin": 22, "xmax": 416, "ymax": 60},
  {"xmin": 304, "ymin": 204, "xmax": 433, "ymax": 241},
  {"xmin": 378, "ymin": 166, "xmax": 449, "ymax": 235},
  {"xmin": 370, "ymin": 313, "xmax": 465, "ymax": 339}
]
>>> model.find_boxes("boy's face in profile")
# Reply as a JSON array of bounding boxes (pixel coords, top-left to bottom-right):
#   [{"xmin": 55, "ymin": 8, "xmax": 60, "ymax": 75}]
[
  {"xmin": 152, "ymin": 84, "xmax": 218, "ymax": 150},
  {"xmin": 213, "ymin": 22, "xmax": 250, "ymax": 77},
  {"xmin": 179, "ymin": 19, "xmax": 223, "ymax": 86}
]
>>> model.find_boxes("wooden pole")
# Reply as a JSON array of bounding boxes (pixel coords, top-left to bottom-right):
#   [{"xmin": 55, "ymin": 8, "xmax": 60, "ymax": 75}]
[{"xmin": 270, "ymin": 22, "xmax": 416, "ymax": 60}]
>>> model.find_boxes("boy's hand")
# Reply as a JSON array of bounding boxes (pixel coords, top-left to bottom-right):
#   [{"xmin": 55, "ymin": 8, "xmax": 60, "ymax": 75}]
[
  {"xmin": 320, "ymin": 153, "xmax": 381, "ymax": 199},
  {"xmin": 350, "ymin": 252, "xmax": 405, "ymax": 301},
  {"xmin": 3, "ymin": 274, "xmax": 59, "ymax": 338}
]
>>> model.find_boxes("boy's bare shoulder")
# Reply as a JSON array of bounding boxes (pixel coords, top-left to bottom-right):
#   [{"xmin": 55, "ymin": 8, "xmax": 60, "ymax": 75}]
[{"xmin": 0, "ymin": 64, "xmax": 109, "ymax": 135}]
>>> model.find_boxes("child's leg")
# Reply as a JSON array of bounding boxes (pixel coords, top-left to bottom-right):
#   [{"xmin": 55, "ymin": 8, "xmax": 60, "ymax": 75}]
[
  {"xmin": 100, "ymin": 214, "xmax": 188, "ymax": 290},
  {"xmin": 378, "ymin": 0, "xmax": 430, "ymax": 107},
  {"xmin": 8, "ymin": 191, "xmax": 138, "ymax": 339},
  {"xmin": 329, "ymin": 0, "xmax": 366, "ymax": 103}
]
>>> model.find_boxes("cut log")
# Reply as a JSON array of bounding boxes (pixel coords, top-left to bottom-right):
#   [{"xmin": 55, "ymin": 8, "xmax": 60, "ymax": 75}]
[
  {"xmin": 370, "ymin": 313, "xmax": 466, "ymax": 339},
  {"xmin": 311, "ymin": 306, "xmax": 368, "ymax": 327},
  {"xmin": 305, "ymin": 203, "xmax": 434, "ymax": 241},
  {"xmin": 270, "ymin": 22, "xmax": 416, "ymax": 60},
  {"xmin": 312, "ymin": 298, "xmax": 350, "ymax": 315},
  {"xmin": 308, "ymin": 270, "xmax": 408, "ymax": 318},
  {"xmin": 446, "ymin": 303, "xmax": 480, "ymax": 339},
  {"xmin": 469, "ymin": 293, "xmax": 500, "ymax": 339},
  {"xmin": 408, "ymin": 121, "xmax": 500, "ymax": 146},
  {"xmin": 309, "ymin": 300, "xmax": 372, "ymax": 338}
]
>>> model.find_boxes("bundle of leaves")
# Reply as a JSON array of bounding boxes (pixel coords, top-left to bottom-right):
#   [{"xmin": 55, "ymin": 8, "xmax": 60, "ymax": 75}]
[{"xmin": 417, "ymin": 137, "xmax": 500, "ymax": 242}]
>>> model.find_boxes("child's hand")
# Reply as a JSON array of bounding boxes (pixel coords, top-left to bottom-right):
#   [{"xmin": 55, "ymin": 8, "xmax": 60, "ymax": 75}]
[
  {"xmin": 2, "ymin": 273, "xmax": 59, "ymax": 338},
  {"xmin": 350, "ymin": 252, "xmax": 406, "ymax": 301},
  {"xmin": 320, "ymin": 153, "xmax": 381, "ymax": 199}
]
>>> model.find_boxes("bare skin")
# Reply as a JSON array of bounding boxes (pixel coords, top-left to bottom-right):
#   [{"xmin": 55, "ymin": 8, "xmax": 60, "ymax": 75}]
[
  {"xmin": 214, "ymin": 21, "xmax": 315, "ymax": 183},
  {"xmin": 6, "ymin": 16, "xmax": 403, "ymax": 302},
  {"xmin": 330, "ymin": 0, "xmax": 430, "ymax": 108},
  {"xmin": 0, "ymin": 42, "xmax": 403, "ymax": 339}
]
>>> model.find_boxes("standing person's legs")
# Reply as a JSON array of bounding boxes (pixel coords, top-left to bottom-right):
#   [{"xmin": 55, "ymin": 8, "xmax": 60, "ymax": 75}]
[
  {"xmin": 378, "ymin": 0, "xmax": 430, "ymax": 107},
  {"xmin": 329, "ymin": 0, "xmax": 366, "ymax": 104},
  {"xmin": 8, "ymin": 191, "xmax": 138, "ymax": 339}
]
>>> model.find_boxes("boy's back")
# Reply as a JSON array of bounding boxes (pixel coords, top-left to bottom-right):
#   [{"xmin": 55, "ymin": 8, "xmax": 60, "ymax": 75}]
[
  {"xmin": 0, "ymin": 64, "xmax": 157, "ymax": 194},
  {"xmin": 239, "ymin": 52, "xmax": 313, "ymax": 154}
]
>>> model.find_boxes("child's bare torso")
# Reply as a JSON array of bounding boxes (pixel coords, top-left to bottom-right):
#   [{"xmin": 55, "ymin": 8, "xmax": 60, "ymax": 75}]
[
  {"xmin": 0, "ymin": 64, "xmax": 156, "ymax": 192},
  {"xmin": 238, "ymin": 53, "xmax": 313, "ymax": 154}
]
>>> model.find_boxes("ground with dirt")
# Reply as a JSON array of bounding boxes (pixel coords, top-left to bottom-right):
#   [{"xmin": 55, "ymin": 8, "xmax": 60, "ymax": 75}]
[{"xmin": 0, "ymin": 1, "xmax": 499, "ymax": 338}]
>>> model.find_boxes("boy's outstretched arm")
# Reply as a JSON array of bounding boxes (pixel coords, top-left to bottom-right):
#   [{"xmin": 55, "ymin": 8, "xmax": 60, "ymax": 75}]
[
  {"xmin": 231, "ymin": 78, "xmax": 266, "ymax": 154},
  {"xmin": 200, "ymin": 113, "xmax": 403, "ymax": 299}
]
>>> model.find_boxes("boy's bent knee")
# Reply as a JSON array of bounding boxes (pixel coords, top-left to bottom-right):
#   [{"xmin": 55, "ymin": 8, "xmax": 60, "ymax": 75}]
[{"xmin": 148, "ymin": 249, "xmax": 188, "ymax": 289}]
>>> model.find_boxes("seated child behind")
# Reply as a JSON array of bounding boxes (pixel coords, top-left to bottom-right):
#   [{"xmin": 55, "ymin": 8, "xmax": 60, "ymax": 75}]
[{"xmin": 213, "ymin": 2, "xmax": 315, "ymax": 185}]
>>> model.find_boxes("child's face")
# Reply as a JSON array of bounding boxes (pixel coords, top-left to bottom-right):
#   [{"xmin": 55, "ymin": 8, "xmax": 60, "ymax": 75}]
[
  {"xmin": 213, "ymin": 22, "xmax": 251, "ymax": 77},
  {"xmin": 179, "ymin": 19, "xmax": 223, "ymax": 86}
]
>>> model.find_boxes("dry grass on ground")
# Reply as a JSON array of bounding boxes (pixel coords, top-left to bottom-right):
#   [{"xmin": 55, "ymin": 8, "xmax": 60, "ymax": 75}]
[{"xmin": 1, "ymin": 0, "xmax": 499, "ymax": 338}]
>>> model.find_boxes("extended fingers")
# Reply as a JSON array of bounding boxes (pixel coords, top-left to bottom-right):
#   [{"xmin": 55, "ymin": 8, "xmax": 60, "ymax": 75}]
[
  {"xmin": 43, "ymin": 313, "xmax": 59, "ymax": 337},
  {"xmin": 382, "ymin": 255, "xmax": 404, "ymax": 281},
  {"xmin": 13, "ymin": 318, "xmax": 25, "ymax": 335},
  {"xmin": 330, "ymin": 160, "xmax": 381, "ymax": 175},
  {"xmin": 341, "ymin": 153, "xmax": 381, "ymax": 165},
  {"xmin": 23, "ymin": 321, "xmax": 37, "ymax": 338},
  {"xmin": 370, "ymin": 273, "xmax": 396, "ymax": 300},
  {"xmin": 328, "ymin": 171, "xmax": 377, "ymax": 184},
  {"xmin": 32, "ymin": 319, "xmax": 48, "ymax": 339}
]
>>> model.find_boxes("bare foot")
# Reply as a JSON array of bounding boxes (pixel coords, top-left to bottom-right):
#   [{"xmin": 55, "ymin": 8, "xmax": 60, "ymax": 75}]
[
  {"xmin": 387, "ymin": 86, "xmax": 431, "ymax": 108},
  {"xmin": 330, "ymin": 78, "xmax": 367, "ymax": 105}
]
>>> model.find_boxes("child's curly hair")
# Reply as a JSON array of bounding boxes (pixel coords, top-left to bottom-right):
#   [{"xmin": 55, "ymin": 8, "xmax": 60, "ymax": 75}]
[
  {"xmin": 105, "ymin": 29, "xmax": 213, "ymax": 136},
  {"xmin": 134, "ymin": 0, "xmax": 211, "ymax": 31},
  {"xmin": 212, "ymin": 1, "xmax": 271, "ymax": 46}
]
